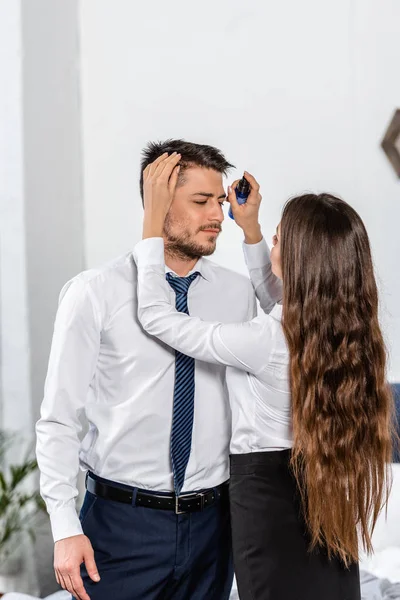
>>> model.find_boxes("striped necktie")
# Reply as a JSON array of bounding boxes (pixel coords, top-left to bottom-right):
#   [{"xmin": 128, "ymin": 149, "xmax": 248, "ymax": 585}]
[{"xmin": 166, "ymin": 271, "xmax": 200, "ymax": 496}]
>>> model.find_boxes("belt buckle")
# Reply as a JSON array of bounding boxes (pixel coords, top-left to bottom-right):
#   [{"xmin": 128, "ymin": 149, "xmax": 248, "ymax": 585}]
[
  {"xmin": 197, "ymin": 492, "xmax": 205, "ymax": 511},
  {"xmin": 175, "ymin": 491, "xmax": 205, "ymax": 514},
  {"xmin": 175, "ymin": 494, "xmax": 186, "ymax": 515}
]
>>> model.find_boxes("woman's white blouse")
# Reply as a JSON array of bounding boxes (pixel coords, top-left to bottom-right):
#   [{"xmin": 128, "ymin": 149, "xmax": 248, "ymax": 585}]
[{"xmin": 134, "ymin": 238, "xmax": 292, "ymax": 454}]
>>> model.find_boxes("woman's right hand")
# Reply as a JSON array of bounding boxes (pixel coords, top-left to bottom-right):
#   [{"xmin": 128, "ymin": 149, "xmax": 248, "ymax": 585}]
[{"xmin": 227, "ymin": 171, "xmax": 263, "ymax": 244}]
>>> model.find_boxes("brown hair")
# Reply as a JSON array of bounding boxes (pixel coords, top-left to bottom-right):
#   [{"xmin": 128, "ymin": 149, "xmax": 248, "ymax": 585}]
[
  {"xmin": 139, "ymin": 139, "xmax": 234, "ymax": 203},
  {"xmin": 280, "ymin": 193, "xmax": 395, "ymax": 565}
]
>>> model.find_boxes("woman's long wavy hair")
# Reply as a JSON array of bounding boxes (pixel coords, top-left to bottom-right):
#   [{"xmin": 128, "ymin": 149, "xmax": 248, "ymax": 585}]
[{"xmin": 280, "ymin": 193, "xmax": 395, "ymax": 566}]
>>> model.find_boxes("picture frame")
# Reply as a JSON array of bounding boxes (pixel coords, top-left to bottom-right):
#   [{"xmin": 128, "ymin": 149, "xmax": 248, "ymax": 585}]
[{"xmin": 381, "ymin": 109, "xmax": 400, "ymax": 178}]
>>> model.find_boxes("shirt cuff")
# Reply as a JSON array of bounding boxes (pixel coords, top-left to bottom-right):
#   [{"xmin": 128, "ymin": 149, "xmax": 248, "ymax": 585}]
[
  {"xmin": 242, "ymin": 237, "xmax": 271, "ymax": 269},
  {"xmin": 133, "ymin": 238, "xmax": 165, "ymax": 268},
  {"xmin": 50, "ymin": 505, "xmax": 84, "ymax": 543}
]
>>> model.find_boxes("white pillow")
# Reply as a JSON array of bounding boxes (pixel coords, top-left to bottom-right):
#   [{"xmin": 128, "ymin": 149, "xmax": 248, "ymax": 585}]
[
  {"xmin": 368, "ymin": 464, "xmax": 400, "ymax": 552},
  {"xmin": 2, "ymin": 595, "xmax": 40, "ymax": 600},
  {"xmin": 360, "ymin": 546, "xmax": 400, "ymax": 583},
  {"xmin": 2, "ymin": 591, "xmax": 70, "ymax": 600}
]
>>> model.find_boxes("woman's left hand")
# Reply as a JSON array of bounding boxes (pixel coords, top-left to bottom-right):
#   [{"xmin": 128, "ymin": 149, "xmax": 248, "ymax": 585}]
[
  {"xmin": 227, "ymin": 171, "xmax": 263, "ymax": 244},
  {"xmin": 142, "ymin": 152, "xmax": 181, "ymax": 239}
]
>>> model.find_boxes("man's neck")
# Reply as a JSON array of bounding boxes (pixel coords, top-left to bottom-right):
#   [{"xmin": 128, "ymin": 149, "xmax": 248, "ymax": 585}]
[{"xmin": 164, "ymin": 252, "xmax": 199, "ymax": 277}]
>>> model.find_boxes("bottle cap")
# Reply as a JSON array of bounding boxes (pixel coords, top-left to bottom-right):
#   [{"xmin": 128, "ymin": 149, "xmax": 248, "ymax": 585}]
[{"xmin": 237, "ymin": 175, "xmax": 250, "ymax": 195}]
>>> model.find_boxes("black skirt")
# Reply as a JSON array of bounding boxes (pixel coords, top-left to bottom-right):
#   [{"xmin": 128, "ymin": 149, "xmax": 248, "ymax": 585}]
[{"xmin": 229, "ymin": 450, "xmax": 361, "ymax": 600}]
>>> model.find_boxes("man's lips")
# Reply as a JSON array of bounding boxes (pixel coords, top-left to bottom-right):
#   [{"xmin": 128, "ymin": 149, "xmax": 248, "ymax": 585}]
[{"xmin": 201, "ymin": 229, "xmax": 220, "ymax": 234}]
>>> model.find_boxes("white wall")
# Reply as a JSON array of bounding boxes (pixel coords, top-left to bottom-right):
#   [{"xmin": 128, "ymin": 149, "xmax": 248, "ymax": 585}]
[
  {"xmin": 351, "ymin": 0, "xmax": 400, "ymax": 381},
  {"xmin": 0, "ymin": 0, "xmax": 32, "ymax": 434},
  {"xmin": 0, "ymin": 2, "xmax": 38, "ymax": 592},
  {"xmin": 22, "ymin": 0, "xmax": 85, "ymax": 425},
  {"xmin": 79, "ymin": 0, "xmax": 400, "ymax": 376},
  {"xmin": 1, "ymin": 0, "xmax": 85, "ymax": 594},
  {"xmin": 21, "ymin": 1, "xmax": 85, "ymax": 594}
]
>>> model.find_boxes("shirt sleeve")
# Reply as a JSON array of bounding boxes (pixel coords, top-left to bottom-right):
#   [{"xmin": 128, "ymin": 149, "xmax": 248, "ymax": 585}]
[
  {"xmin": 246, "ymin": 276, "xmax": 257, "ymax": 320},
  {"xmin": 242, "ymin": 237, "xmax": 283, "ymax": 314},
  {"xmin": 35, "ymin": 277, "xmax": 101, "ymax": 542},
  {"xmin": 134, "ymin": 238, "xmax": 275, "ymax": 375}
]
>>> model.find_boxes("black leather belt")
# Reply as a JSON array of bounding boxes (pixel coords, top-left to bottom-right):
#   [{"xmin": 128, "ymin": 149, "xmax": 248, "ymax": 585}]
[{"xmin": 86, "ymin": 473, "xmax": 228, "ymax": 514}]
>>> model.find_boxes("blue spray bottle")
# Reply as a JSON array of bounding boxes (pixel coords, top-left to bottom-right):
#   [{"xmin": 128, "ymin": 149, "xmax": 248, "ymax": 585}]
[{"xmin": 228, "ymin": 175, "xmax": 251, "ymax": 220}]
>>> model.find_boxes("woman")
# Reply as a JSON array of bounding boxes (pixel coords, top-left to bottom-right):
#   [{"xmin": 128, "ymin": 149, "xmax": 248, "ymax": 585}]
[{"xmin": 134, "ymin": 160, "xmax": 394, "ymax": 600}]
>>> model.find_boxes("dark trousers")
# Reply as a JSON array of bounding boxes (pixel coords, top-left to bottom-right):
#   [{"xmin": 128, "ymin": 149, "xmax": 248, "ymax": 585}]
[
  {"xmin": 229, "ymin": 450, "xmax": 361, "ymax": 600},
  {"xmin": 75, "ymin": 473, "xmax": 233, "ymax": 600}
]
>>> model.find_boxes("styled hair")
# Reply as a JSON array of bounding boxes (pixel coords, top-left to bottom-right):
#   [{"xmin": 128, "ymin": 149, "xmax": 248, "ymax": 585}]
[
  {"xmin": 280, "ymin": 193, "xmax": 395, "ymax": 565},
  {"xmin": 139, "ymin": 139, "xmax": 234, "ymax": 202}
]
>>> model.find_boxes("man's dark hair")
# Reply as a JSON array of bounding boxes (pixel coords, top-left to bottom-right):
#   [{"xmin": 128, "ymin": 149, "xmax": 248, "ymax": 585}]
[{"xmin": 139, "ymin": 139, "xmax": 234, "ymax": 201}]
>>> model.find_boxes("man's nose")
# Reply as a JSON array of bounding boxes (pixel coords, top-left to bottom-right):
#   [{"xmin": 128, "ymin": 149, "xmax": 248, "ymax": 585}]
[{"xmin": 207, "ymin": 201, "xmax": 224, "ymax": 223}]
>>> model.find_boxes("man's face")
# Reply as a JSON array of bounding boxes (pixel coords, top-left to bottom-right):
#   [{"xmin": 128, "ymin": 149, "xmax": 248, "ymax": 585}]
[
  {"xmin": 164, "ymin": 167, "xmax": 226, "ymax": 259},
  {"xmin": 271, "ymin": 222, "xmax": 282, "ymax": 279}
]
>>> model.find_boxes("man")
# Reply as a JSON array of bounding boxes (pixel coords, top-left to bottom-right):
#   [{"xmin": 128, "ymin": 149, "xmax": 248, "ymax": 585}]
[{"xmin": 36, "ymin": 139, "xmax": 260, "ymax": 600}]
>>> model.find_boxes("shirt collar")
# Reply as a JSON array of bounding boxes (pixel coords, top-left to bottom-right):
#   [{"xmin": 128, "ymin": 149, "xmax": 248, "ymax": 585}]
[{"xmin": 164, "ymin": 256, "xmax": 211, "ymax": 282}]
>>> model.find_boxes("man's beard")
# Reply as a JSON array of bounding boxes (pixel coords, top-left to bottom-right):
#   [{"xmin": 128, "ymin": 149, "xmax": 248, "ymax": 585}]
[{"xmin": 164, "ymin": 215, "xmax": 221, "ymax": 260}]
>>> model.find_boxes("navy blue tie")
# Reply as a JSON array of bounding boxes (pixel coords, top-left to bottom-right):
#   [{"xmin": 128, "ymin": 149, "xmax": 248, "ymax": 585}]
[{"xmin": 166, "ymin": 271, "xmax": 200, "ymax": 496}]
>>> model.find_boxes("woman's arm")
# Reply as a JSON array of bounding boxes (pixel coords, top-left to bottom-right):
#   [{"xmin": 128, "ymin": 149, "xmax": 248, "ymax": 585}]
[
  {"xmin": 243, "ymin": 237, "xmax": 283, "ymax": 314},
  {"xmin": 227, "ymin": 173, "xmax": 282, "ymax": 314},
  {"xmin": 134, "ymin": 238, "xmax": 275, "ymax": 375}
]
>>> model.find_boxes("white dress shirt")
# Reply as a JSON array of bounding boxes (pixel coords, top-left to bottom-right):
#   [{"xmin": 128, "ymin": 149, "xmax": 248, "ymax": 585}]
[
  {"xmin": 135, "ymin": 238, "xmax": 293, "ymax": 457},
  {"xmin": 36, "ymin": 249, "xmax": 261, "ymax": 542}
]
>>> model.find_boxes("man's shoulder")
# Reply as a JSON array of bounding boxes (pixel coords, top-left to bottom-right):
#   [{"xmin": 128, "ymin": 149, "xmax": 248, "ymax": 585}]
[
  {"xmin": 61, "ymin": 252, "xmax": 135, "ymax": 297},
  {"xmin": 202, "ymin": 258, "xmax": 252, "ymax": 290}
]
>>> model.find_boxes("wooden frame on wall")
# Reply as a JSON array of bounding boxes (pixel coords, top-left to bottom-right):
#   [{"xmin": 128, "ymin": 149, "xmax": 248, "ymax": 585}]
[{"xmin": 381, "ymin": 109, "xmax": 400, "ymax": 178}]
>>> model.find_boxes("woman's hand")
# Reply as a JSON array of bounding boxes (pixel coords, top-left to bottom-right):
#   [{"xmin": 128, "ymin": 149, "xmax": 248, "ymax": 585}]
[
  {"xmin": 142, "ymin": 152, "xmax": 181, "ymax": 239},
  {"xmin": 227, "ymin": 171, "xmax": 263, "ymax": 244}
]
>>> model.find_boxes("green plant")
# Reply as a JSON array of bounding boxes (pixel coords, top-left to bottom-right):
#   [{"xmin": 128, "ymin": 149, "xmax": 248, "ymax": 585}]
[{"xmin": 0, "ymin": 431, "xmax": 46, "ymax": 568}]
